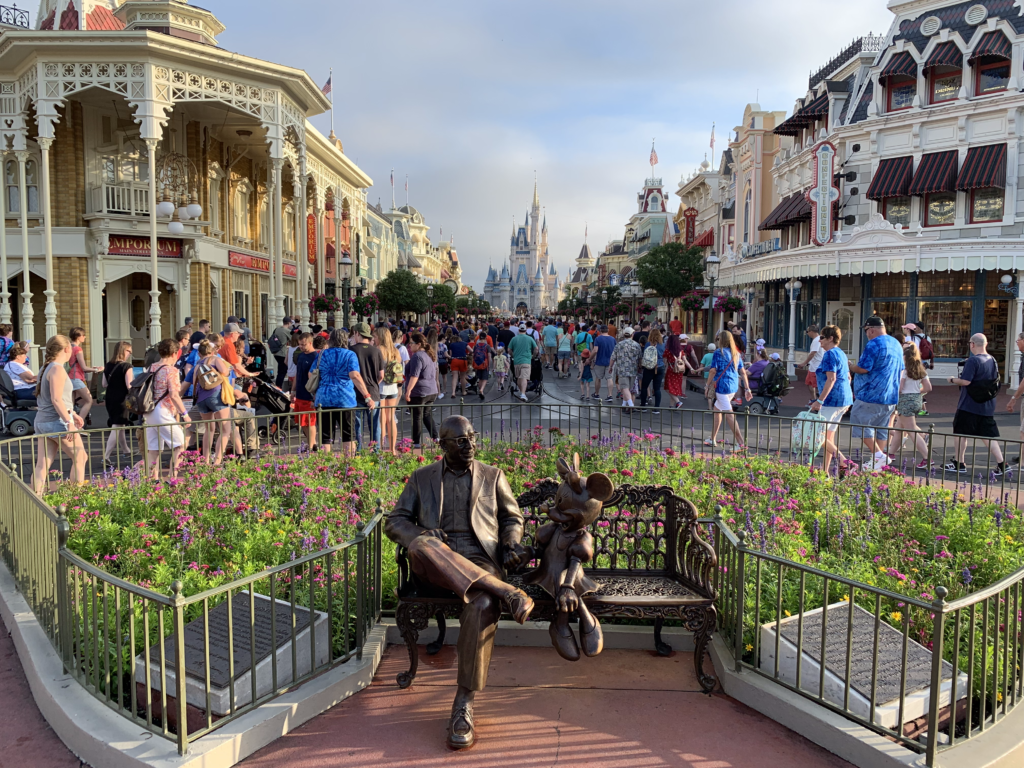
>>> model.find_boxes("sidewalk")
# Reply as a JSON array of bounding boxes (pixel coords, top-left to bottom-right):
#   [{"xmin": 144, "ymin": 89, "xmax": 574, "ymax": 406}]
[{"xmin": 239, "ymin": 644, "xmax": 853, "ymax": 768}]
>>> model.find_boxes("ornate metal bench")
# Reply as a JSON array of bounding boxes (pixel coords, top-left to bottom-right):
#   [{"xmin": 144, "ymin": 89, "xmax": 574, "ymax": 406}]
[{"xmin": 393, "ymin": 482, "xmax": 719, "ymax": 693}]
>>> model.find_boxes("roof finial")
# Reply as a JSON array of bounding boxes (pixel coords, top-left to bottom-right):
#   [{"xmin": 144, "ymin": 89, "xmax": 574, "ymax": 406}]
[{"xmin": 533, "ymin": 171, "xmax": 539, "ymax": 208}]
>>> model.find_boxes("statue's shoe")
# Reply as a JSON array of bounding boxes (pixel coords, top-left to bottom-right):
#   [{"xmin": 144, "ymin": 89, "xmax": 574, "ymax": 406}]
[
  {"xmin": 549, "ymin": 620, "xmax": 581, "ymax": 661},
  {"xmin": 579, "ymin": 619, "xmax": 604, "ymax": 657},
  {"xmin": 447, "ymin": 704, "xmax": 475, "ymax": 750},
  {"xmin": 503, "ymin": 588, "xmax": 535, "ymax": 624}
]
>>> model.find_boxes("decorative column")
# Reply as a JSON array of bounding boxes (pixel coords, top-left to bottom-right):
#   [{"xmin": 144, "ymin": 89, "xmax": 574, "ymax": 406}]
[
  {"xmin": 786, "ymin": 280, "xmax": 801, "ymax": 377},
  {"xmin": 37, "ymin": 137, "xmax": 57, "ymax": 341},
  {"xmin": 272, "ymin": 157, "xmax": 285, "ymax": 322},
  {"xmin": 0, "ymin": 152, "xmax": 9, "ymax": 325},
  {"xmin": 1014, "ymin": 281, "xmax": 1024, "ymax": 392},
  {"xmin": 294, "ymin": 175, "xmax": 307, "ymax": 328},
  {"xmin": 15, "ymin": 150, "xmax": 32, "ymax": 342},
  {"xmin": 146, "ymin": 138, "xmax": 161, "ymax": 345},
  {"xmin": 744, "ymin": 286, "xmax": 754, "ymax": 362}
]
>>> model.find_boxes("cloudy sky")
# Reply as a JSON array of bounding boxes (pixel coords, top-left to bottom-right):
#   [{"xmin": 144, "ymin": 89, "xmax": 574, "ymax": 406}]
[{"xmin": 221, "ymin": 0, "xmax": 895, "ymax": 291}]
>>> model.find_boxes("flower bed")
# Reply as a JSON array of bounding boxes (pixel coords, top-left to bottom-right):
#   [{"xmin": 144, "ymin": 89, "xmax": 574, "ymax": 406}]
[{"xmin": 46, "ymin": 433, "xmax": 1023, "ymax": 610}]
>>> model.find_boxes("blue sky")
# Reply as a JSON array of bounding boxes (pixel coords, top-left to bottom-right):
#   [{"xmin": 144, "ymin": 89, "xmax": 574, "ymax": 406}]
[{"xmin": 219, "ymin": 0, "xmax": 895, "ymax": 291}]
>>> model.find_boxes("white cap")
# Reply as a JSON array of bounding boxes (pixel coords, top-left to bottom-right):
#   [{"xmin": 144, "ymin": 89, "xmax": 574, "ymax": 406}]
[
  {"xmin": 622, "ymin": 327, "xmax": 634, "ymax": 336},
  {"xmin": 680, "ymin": 334, "xmax": 689, "ymax": 340},
  {"xmin": 769, "ymin": 352, "xmax": 781, "ymax": 361},
  {"xmin": 707, "ymin": 343, "xmax": 716, "ymax": 351}
]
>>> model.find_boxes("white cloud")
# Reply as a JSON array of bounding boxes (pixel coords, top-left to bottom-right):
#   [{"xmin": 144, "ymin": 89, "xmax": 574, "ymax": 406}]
[{"xmin": 219, "ymin": 0, "xmax": 894, "ymax": 291}]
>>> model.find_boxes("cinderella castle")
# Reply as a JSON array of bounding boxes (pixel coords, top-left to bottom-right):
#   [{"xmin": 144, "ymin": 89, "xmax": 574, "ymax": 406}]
[{"xmin": 482, "ymin": 182, "xmax": 561, "ymax": 315}]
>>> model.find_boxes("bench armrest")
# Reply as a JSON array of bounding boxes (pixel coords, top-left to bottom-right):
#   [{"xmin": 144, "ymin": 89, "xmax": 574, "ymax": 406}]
[
  {"xmin": 396, "ymin": 546, "xmax": 411, "ymax": 596},
  {"xmin": 676, "ymin": 499, "xmax": 717, "ymax": 599}
]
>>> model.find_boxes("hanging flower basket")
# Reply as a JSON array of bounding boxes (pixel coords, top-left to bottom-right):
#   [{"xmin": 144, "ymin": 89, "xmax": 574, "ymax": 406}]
[
  {"xmin": 678, "ymin": 292, "xmax": 705, "ymax": 313},
  {"xmin": 638, "ymin": 303, "xmax": 655, "ymax": 315},
  {"xmin": 714, "ymin": 295, "xmax": 745, "ymax": 313},
  {"xmin": 309, "ymin": 293, "xmax": 342, "ymax": 315},
  {"xmin": 351, "ymin": 292, "xmax": 380, "ymax": 318}
]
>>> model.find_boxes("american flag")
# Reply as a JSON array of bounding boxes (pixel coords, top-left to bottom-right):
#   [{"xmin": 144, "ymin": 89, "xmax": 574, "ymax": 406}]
[
  {"xmin": 390, "ymin": 169, "xmax": 394, "ymax": 188},
  {"xmin": 321, "ymin": 75, "xmax": 332, "ymax": 96},
  {"xmin": 710, "ymin": 123, "xmax": 716, "ymax": 152},
  {"xmin": 649, "ymin": 143, "xmax": 658, "ymax": 167}
]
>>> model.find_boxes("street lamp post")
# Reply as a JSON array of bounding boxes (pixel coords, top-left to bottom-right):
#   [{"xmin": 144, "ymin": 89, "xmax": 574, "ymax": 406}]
[
  {"xmin": 601, "ymin": 289, "xmax": 608, "ymax": 325},
  {"xmin": 426, "ymin": 283, "xmax": 434, "ymax": 326},
  {"xmin": 785, "ymin": 279, "xmax": 802, "ymax": 376},
  {"xmin": 704, "ymin": 251, "xmax": 720, "ymax": 336},
  {"xmin": 339, "ymin": 248, "xmax": 352, "ymax": 329}
]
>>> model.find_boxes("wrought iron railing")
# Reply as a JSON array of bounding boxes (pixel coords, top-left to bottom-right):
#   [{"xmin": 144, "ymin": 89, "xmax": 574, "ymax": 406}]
[
  {"xmin": 0, "ymin": 4, "xmax": 29, "ymax": 28},
  {"xmin": 90, "ymin": 182, "xmax": 150, "ymax": 217}
]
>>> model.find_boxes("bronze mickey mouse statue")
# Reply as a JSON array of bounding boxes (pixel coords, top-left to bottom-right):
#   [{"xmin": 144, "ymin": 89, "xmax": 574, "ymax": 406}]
[{"xmin": 519, "ymin": 453, "xmax": 615, "ymax": 661}]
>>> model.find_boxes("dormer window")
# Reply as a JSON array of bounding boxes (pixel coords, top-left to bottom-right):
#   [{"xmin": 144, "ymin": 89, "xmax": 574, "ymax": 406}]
[
  {"xmin": 881, "ymin": 52, "xmax": 918, "ymax": 112},
  {"xmin": 976, "ymin": 59, "xmax": 1010, "ymax": 95},
  {"xmin": 968, "ymin": 32, "xmax": 1012, "ymax": 96},
  {"xmin": 930, "ymin": 66, "xmax": 962, "ymax": 103}
]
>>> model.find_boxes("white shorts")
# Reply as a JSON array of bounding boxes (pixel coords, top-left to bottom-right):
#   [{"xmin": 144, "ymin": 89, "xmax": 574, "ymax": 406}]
[
  {"xmin": 714, "ymin": 392, "xmax": 735, "ymax": 412},
  {"xmin": 144, "ymin": 403, "xmax": 184, "ymax": 451},
  {"xmin": 817, "ymin": 405, "xmax": 849, "ymax": 432}
]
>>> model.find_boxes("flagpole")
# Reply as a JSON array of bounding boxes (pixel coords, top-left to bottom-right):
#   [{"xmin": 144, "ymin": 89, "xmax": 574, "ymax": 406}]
[
  {"xmin": 391, "ymin": 168, "xmax": 395, "ymax": 210},
  {"xmin": 329, "ymin": 67, "xmax": 334, "ymax": 137}
]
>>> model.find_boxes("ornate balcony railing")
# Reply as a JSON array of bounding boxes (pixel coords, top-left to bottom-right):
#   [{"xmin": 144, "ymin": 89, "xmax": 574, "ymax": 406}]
[
  {"xmin": 0, "ymin": 4, "xmax": 29, "ymax": 28},
  {"xmin": 809, "ymin": 33, "xmax": 887, "ymax": 89},
  {"xmin": 90, "ymin": 182, "xmax": 150, "ymax": 217}
]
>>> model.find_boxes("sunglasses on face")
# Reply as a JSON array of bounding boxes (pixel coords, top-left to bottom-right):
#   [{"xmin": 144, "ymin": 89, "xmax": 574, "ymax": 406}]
[{"xmin": 442, "ymin": 435, "xmax": 476, "ymax": 447}]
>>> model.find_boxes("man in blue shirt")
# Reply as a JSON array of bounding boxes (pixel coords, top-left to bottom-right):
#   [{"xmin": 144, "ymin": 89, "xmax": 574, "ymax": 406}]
[
  {"xmin": 849, "ymin": 316, "xmax": 904, "ymax": 471},
  {"xmin": 542, "ymin": 322, "xmax": 559, "ymax": 370},
  {"xmin": 592, "ymin": 327, "xmax": 617, "ymax": 402}
]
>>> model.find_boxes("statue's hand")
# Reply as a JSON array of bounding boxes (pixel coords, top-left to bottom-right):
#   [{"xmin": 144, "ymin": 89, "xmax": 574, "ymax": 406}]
[
  {"xmin": 503, "ymin": 542, "xmax": 526, "ymax": 569},
  {"xmin": 556, "ymin": 585, "xmax": 578, "ymax": 612},
  {"xmin": 420, "ymin": 529, "xmax": 448, "ymax": 543}
]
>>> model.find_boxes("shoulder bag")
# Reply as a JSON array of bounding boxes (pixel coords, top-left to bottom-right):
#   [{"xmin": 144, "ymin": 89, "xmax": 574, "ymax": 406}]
[{"xmin": 305, "ymin": 351, "xmax": 323, "ymax": 396}]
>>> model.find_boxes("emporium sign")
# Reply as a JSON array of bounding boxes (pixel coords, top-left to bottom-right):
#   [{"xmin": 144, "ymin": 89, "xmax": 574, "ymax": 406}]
[
  {"xmin": 806, "ymin": 141, "xmax": 840, "ymax": 246},
  {"xmin": 740, "ymin": 238, "xmax": 781, "ymax": 259},
  {"xmin": 306, "ymin": 213, "xmax": 317, "ymax": 265},
  {"xmin": 108, "ymin": 236, "xmax": 181, "ymax": 258},
  {"xmin": 229, "ymin": 251, "xmax": 298, "ymax": 277}
]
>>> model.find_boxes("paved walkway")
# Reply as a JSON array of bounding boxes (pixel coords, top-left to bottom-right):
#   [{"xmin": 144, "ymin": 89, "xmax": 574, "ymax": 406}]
[
  {"xmin": 239, "ymin": 644, "xmax": 853, "ymax": 768},
  {"xmin": 0, "ymin": 613, "xmax": 82, "ymax": 768}
]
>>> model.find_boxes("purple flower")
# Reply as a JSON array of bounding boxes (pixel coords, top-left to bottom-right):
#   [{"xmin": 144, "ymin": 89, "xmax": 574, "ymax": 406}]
[{"xmin": 962, "ymin": 567, "xmax": 973, "ymax": 587}]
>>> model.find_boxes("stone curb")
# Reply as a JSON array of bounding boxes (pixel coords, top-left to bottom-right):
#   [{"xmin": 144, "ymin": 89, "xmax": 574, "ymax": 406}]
[{"xmin": 0, "ymin": 558, "xmax": 386, "ymax": 768}]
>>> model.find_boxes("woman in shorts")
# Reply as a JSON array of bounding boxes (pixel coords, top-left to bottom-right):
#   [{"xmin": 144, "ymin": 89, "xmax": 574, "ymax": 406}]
[
  {"xmin": 556, "ymin": 322, "xmax": 572, "ymax": 378},
  {"xmin": 374, "ymin": 327, "xmax": 402, "ymax": 455},
  {"xmin": 143, "ymin": 338, "xmax": 190, "ymax": 480},
  {"xmin": 67, "ymin": 326, "xmax": 102, "ymax": 426},
  {"xmin": 31, "ymin": 335, "xmax": 87, "ymax": 494},
  {"xmin": 704, "ymin": 330, "xmax": 751, "ymax": 451},
  {"xmin": 193, "ymin": 336, "xmax": 233, "ymax": 465},
  {"xmin": 889, "ymin": 343, "xmax": 932, "ymax": 468},
  {"xmin": 809, "ymin": 325, "xmax": 854, "ymax": 475}
]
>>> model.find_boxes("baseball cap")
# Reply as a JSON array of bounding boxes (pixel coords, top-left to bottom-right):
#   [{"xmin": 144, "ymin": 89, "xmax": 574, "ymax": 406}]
[
  {"xmin": 351, "ymin": 321, "xmax": 373, "ymax": 339},
  {"xmin": 707, "ymin": 343, "xmax": 716, "ymax": 351},
  {"xmin": 680, "ymin": 333, "xmax": 689, "ymax": 340},
  {"xmin": 769, "ymin": 352, "xmax": 781, "ymax": 361},
  {"xmin": 622, "ymin": 327, "xmax": 634, "ymax": 336},
  {"xmin": 223, "ymin": 323, "xmax": 242, "ymax": 334},
  {"xmin": 863, "ymin": 316, "xmax": 885, "ymax": 329},
  {"xmin": 519, "ymin": 323, "xmax": 527, "ymax": 330}
]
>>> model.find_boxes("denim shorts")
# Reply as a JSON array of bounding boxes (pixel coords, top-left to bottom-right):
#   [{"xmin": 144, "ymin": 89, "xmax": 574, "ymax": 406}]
[
  {"xmin": 35, "ymin": 418, "xmax": 68, "ymax": 436},
  {"xmin": 71, "ymin": 378, "xmax": 87, "ymax": 392},
  {"xmin": 195, "ymin": 392, "xmax": 227, "ymax": 414},
  {"xmin": 849, "ymin": 400, "xmax": 896, "ymax": 441},
  {"xmin": 557, "ymin": 350, "xmax": 571, "ymax": 360}
]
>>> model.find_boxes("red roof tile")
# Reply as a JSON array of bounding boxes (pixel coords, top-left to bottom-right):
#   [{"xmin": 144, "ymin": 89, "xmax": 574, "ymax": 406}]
[
  {"xmin": 39, "ymin": 9, "xmax": 55, "ymax": 29},
  {"xmin": 86, "ymin": 6, "xmax": 125, "ymax": 30},
  {"xmin": 58, "ymin": 0, "xmax": 79, "ymax": 31}
]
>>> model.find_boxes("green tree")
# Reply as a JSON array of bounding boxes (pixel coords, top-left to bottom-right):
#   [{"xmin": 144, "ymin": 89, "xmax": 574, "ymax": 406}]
[
  {"xmin": 633, "ymin": 243, "xmax": 705, "ymax": 310},
  {"xmin": 376, "ymin": 269, "xmax": 427, "ymax": 315},
  {"xmin": 430, "ymin": 283, "xmax": 457, "ymax": 317}
]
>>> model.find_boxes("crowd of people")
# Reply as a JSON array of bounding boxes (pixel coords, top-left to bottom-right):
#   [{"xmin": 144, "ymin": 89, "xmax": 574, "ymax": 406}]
[{"xmin": 8, "ymin": 306, "xmax": 1023, "ymax": 493}]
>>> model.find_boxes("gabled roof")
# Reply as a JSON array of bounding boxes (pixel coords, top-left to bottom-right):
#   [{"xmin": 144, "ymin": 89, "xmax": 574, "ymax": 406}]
[{"xmin": 87, "ymin": 5, "xmax": 125, "ymax": 30}]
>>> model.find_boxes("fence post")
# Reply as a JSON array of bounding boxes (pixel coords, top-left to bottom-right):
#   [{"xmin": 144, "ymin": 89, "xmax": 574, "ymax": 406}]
[
  {"xmin": 171, "ymin": 579, "xmax": 189, "ymax": 756},
  {"xmin": 355, "ymin": 519, "xmax": 366, "ymax": 660},
  {"xmin": 734, "ymin": 530, "xmax": 747, "ymax": 673},
  {"xmin": 55, "ymin": 507, "xmax": 70, "ymax": 672},
  {"xmin": 925, "ymin": 586, "xmax": 948, "ymax": 767},
  {"xmin": 926, "ymin": 424, "xmax": 935, "ymax": 487}
]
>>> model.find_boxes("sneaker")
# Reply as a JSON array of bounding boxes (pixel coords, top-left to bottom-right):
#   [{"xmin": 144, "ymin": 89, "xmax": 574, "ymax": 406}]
[
  {"xmin": 943, "ymin": 461, "xmax": 966, "ymax": 473},
  {"xmin": 517, "ymin": 393, "xmax": 528, "ymax": 402},
  {"xmin": 915, "ymin": 459, "xmax": 932, "ymax": 470},
  {"xmin": 479, "ymin": 393, "xmax": 485, "ymax": 401},
  {"xmin": 605, "ymin": 397, "xmax": 615, "ymax": 403},
  {"xmin": 651, "ymin": 410, "xmax": 660, "ymax": 415},
  {"xmin": 437, "ymin": 393, "xmax": 445, "ymax": 400},
  {"xmin": 993, "ymin": 463, "xmax": 1006, "ymax": 477},
  {"xmin": 499, "ymin": 384, "xmax": 504, "ymax": 391}
]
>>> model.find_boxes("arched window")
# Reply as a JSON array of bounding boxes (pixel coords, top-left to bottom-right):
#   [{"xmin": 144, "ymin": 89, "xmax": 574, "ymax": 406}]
[
  {"xmin": 258, "ymin": 192, "xmax": 269, "ymax": 251},
  {"xmin": 743, "ymin": 187, "xmax": 752, "ymax": 244},
  {"xmin": 6, "ymin": 158, "xmax": 39, "ymax": 215},
  {"xmin": 233, "ymin": 178, "xmax": 252, "ymax": 242}
]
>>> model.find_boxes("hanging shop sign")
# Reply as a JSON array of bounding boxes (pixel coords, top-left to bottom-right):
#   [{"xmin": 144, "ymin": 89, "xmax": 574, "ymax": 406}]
[
  {"xmin": 229, "ymin": 251, "xmax": 298, "ymax": 277},
  {"xmin": 807, "ymin": 141, "xmax": 840, "ymax": 246},
  {"xmin": 306, "ymin": 213, "xmax": 317, "ymax": 265},
  {"xmin": 683, "ymin": 207, "xmax": 698, "ymax": 246},
  {"xmin": 108, "ymin": 236, "xmax": 182, "ymax": 258}
]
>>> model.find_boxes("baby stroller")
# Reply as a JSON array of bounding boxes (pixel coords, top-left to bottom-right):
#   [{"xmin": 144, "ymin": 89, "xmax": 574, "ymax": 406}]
[
  {"xmin": 509, "ymin": 358, "xmax": 544, "ymax": 400},
  {"xmin": 245, "ymin": 340, "xmax": 268, "ymax": 375},
  {"xmin": 243, "ymin": 372, "xmax": 290, "ymax": 445},
  {"xmin": 0, "ymin": 370, "xmax": 36, "ymax": 437},
  {"xmin": 743, "ymin": 360, "xmax": 789, "ymax": 415}
]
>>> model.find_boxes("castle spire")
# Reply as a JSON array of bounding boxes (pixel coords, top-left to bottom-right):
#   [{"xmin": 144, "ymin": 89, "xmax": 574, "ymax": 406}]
[{"xmin": 532, "ymin": 172, "xmax": 539, "ymax": 208}]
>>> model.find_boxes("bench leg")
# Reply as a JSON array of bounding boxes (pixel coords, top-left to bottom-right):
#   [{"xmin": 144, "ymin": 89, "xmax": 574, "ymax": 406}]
[
  {"xmin": 692, "ymin": 606, "xmax": 718, "ymax": 695},
  {"xmin": 653, "ymin": 617, "xmax": 672, "ymax": 656},
  {"xmin": 396, "ymin": 602, "xmax": 431, "ymax": 689},
  {"xmin": 425, "ymin": 611, "xmax": 447, "ymax": 656}
]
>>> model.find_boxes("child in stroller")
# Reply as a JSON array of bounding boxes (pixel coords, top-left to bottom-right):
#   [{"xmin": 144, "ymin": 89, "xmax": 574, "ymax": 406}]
[{"xmin": 739, "ymin": 352, "xmax": 788, "ymax": 414}]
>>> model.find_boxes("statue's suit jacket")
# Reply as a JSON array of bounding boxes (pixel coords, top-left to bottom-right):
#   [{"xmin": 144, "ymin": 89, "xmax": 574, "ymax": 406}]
[{"xmin": 385, "ymin": 459, "xmax": 524, "ymax": 572}]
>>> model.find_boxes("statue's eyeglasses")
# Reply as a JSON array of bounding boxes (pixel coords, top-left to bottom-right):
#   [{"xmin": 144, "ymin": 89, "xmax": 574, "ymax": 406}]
[{"xmin": 442, "ymin": 435, "xmax": 476, "ymax": 446}]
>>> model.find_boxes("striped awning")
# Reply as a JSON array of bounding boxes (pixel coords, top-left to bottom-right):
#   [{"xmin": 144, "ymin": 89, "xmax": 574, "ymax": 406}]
[
  {"xmin": 693, "ymin": 228, "xmax": 714, "ymax": 247},
  {"xmin": 925, "ymin": 41, "xmax": 962, "ymax": 69},
  {"xmin": 968, "ymin": 32, "xmax": 1012, "ymax": 63},
  {"xmin": 758, "ymin": 193, "xmax": 799, "ymax": 230},
  {"xmin": 956, "ymin": 144, "xmax": 1007, "ymax": 190},
  {"xmin": 881, "ymin": 51, "xmax": 918, "ymax": 79},
  {"xmin": 908, "ymin": 150, "xmax": 958, "ymax": 196},
  {"xmin": 773, "ymin": 92, "xmax": 830, "ymax": 136},
  {"xmin": 865, "ymin": 156, "xmax": 914, "ymax": 201}
]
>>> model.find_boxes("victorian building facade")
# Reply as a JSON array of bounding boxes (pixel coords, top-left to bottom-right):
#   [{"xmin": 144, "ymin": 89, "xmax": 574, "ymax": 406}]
[
  {"xmin": 718, "ymin": 0, "xmax": 1024, "ymax": 386},
  {"xmin": 0, "ymin": 0, "xmax": 376, "ymax": 364}
]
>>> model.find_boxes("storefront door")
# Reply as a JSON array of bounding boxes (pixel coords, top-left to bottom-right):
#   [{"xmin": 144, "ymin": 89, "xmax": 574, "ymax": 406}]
[
  {"xmin": 127, "ymin": 290, "xmax": 152, "ymax": 356},
  {"xmin": 983, "ymin": 298, "xmax": 1009, "ymax": 380},
  {"xmin": 827, "ymin": 301, "xmax": 860, "ymax": 360}
]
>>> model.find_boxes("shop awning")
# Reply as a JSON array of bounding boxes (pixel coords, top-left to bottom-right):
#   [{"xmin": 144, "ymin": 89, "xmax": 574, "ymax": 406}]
[
  {"xmin": 865, "ymin": 156, "xmax": 914, "ymax": 201},
  {"xmin": 758, "ymin": 193, "xmax": 798, "ymax": 231},
  {"xmin": 908, "ymin": 150, "xmax": 958, "ymax": 196},
  {"xmin": 773, "ymin": 92, "xmax": 830, "ymax": 136},
  {"xmin": 925, "ymin": 41, "xmax": 962, "ymax": 69},
  {"xmin": 693, "ymin": 228, "xmax": 714, "ymax": 247},
  {"xmin": 881, "ymin": 51, "xmax": 917, "ymax": 79},
  {"xmin": 956, "ymin": 143, "xmax": 1007, "ymax": 190},
  {"xmin": 969, "ymin": 31, "xmax": 1012, "ymax": 63}
]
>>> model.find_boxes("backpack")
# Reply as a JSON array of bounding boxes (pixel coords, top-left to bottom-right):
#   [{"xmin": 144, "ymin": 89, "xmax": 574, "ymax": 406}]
[
  {"xmin": 124, "ymin": 365, "xmax": 169, "ymax": 416},
  {"xmin": 473, "ymin": 342, "xmax": 489, "ymax": 369},
  {"xmin": 383, "ymin": 358, "xmax": 405, "ymax": 386},
  {"xmin": 641, "ymin": 344, "xmax": 659, "ymax": 370},
  {"xmin": 194, "ymin": 357, "xmax": 224, "ymax": 391},
  {"xmin": 575, "ymin": 332, "xmax": 590, "ymax": 353},
  {"xmin": 0, "ymin": 337, "xmax": 11, "ymax": 367},
  {"xmin": 268, "ymin": 333, "xmax": 284, "ymax": 355},
  {"xmin": 761, "ymin": 361, "xmax": 784, "ymax": 390},
  {"xmin": 918, "ymin": 336, "xmax": 934, "ymax": 363},
  {"xmin": 174, "ymin": 351, "xmax": 189, "ymax": 372}
]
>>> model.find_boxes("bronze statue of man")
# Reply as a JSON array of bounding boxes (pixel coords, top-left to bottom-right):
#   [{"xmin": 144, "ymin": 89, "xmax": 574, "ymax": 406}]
[{"xmin": 385, "ymin": 415, "xmax": 534, "ymax": 749}]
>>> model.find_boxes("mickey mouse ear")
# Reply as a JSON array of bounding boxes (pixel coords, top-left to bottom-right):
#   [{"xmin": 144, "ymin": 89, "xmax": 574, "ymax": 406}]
[{"xmin": 584, "ymin": 472, "xmax": 615, "ymax": 502}]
